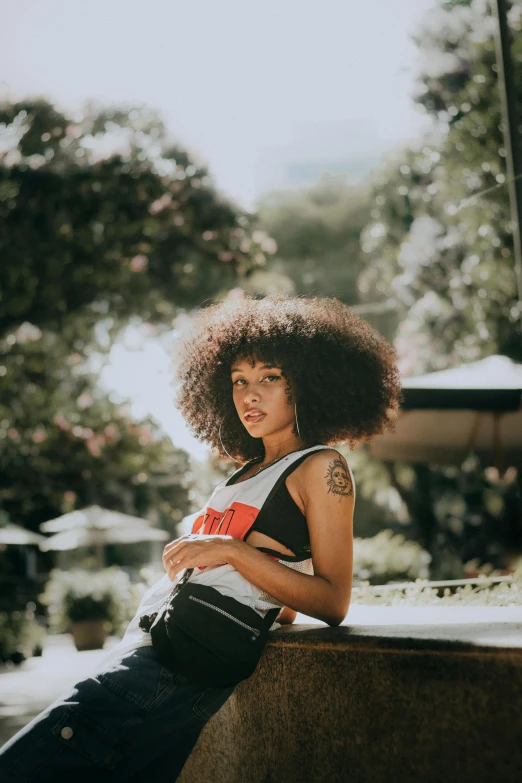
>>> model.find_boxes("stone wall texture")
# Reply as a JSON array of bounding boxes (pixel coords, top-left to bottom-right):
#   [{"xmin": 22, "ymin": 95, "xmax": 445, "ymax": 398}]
[{"xmin": 178, "ymin": 621, "xmax": 522, "ymax": 783}]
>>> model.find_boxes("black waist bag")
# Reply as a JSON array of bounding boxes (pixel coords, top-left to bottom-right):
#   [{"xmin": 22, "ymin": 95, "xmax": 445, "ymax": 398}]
[{"xmin": 138, "ymin": 569, "xmax": 280, "ymax": 688}]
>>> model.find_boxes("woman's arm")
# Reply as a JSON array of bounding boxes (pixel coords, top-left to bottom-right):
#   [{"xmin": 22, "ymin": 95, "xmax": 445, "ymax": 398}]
[
  {"xmin": 226, "ymin": 449, "xmax": 354, "ymax": 625},
  {"xmin": 226, "ymin": 536, "xmax": 348, "ymax": 626},
  {"xmin": 276, "ymin": 606, "xmax": 297, "ymax": 624}
]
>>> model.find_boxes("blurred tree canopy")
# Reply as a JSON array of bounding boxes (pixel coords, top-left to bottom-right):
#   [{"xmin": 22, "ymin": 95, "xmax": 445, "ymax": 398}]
[
  {"xmin": 0, "ymin": 99, "xmax": 276, "ymax": 537},
  {"xmin": 0, "ymin": 99, "xmax": 275, "ymax": 340},
  {"xmin": 0, "ymin": 325, "xmax": 192, "ymax": 536},
  {"xmin": 353, "ymin": 0, "xmax": 522, "ymax": 574},
  {"xmin": 358, "ymin": 0, "xmax": 522, "ymax": 376},
  {"xmin": 252, "ymin": 173, "xmax": 371, "ymax": 304}
]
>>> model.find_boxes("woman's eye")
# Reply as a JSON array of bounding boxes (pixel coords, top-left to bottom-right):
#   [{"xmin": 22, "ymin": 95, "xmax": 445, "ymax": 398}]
[{"xmin": 232, "ymin": 375, "xmax": 280, "ymax": 386}]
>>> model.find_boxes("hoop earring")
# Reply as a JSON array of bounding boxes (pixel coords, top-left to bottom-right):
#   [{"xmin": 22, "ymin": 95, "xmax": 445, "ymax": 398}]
[
  {"xmin": 218, "ymin": 420, "xmax": 241, "ymax": 463},
  {"xmin": 294, "ymin": 402, "xmax": 301, "ymax": 438}
]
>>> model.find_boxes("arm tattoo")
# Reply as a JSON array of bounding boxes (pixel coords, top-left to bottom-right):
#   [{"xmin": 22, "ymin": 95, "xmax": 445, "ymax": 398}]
[{"xmin": 325, "ymin": 455, "xmax": 354, "ymax": 503}]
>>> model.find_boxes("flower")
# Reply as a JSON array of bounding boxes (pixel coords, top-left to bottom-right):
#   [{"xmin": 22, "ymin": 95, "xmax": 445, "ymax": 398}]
[{"xmin": 130, "ymin": 254, "xmax": 148, "ymax": 272}]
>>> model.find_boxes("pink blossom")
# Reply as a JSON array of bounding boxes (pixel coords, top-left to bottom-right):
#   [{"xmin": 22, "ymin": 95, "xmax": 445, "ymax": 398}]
[
  {"xmin": 130, "ymin": 254, "xmax": 148, "ymax": 272},
  {"xmin": 77, "ymin": 393, "xmax": 93, "ymax": 409},
  {"xmin": 86, "ymin": 434, "xmax": 105, "ymax": 457},
  {"xmin": 54, "ymin": 415, "xmax": 71, "ymax": 431},
  {"xmin": 149, "ymin": 193, "xmax": 172, "ymax": 215},
  {"xmin": 104, "ymin": 424, "xmax": 119, "ymax": 440}
]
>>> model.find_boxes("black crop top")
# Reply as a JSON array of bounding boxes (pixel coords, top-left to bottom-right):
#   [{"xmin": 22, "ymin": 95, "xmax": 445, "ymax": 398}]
[{"xmin": 226, "ymin": 452, "xmax": 314, "ymax": 555}]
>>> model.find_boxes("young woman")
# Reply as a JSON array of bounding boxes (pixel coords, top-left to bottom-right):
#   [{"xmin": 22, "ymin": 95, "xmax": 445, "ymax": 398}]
[{"xmin": 0, "ymin": 294, "xmax": 402, "ymax": 781}]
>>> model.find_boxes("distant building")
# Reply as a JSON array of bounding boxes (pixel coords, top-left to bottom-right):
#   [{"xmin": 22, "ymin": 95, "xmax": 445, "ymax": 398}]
[
  {"xmin": 268, "ymin": 154, "xmax": 379, "ymax": 193},
  {"xmin": 254, "ymin": 119, "xmax": 384, "ymax": 197}
]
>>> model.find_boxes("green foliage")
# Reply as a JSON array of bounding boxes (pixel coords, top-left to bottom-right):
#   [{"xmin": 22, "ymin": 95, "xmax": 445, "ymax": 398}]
[
  {"xmin": 0, "ymin": 325, "xmax": 193, "ymax": 535},
  {"xmin": 1, "ymin": 98, "xmax": 271, "ymax": 534},
  {"xmin": 0, "ymin": 605, "xmax": 46, "ymax": 662},
  {"xmin": 358, "ymin": 0, "xmax": 522, "ymax": 374},
  {"xmin": 0, "ymin": 99, "xmax": 274, "ymax": 338},
  {"xmin": 353, "ymin": 530, "xmax": 432, "ymax": 585},
  {"xmin": 251, "ymin": 173, "xmax": 371, "ymax": 304},
  {"xmin": 353, "ymin": 558, "xmax": 522, "ymax": 606},
  {"xmin": 351, "ymin": 0, "xmax": 522, "ymax": 573},
  {"xmin": 39, "ymin": 567, "xmax": 136, "ymax": 635},
  {"xmin": 341, "ymin": 441, "xmax": 521, "ymax": 579}
]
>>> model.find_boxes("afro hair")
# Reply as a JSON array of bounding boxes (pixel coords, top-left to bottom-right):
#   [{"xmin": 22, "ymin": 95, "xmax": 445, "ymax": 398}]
[{"xmin": 170, "ymin": 293, "xmax": 403, "ymax": 463}]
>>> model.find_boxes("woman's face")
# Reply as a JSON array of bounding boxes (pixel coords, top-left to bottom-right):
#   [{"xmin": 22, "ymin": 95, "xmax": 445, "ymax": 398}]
[
  {"xmin": 231, "ymin": 358, "xmax": 295, "ymax": 438},
  {"xmin": 332, "ymin": 466, "xmax": 349, "ymax": 489}
]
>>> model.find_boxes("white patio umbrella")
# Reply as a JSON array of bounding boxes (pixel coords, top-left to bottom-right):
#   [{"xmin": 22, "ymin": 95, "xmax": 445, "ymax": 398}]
[
  {"xmin": 39, "ymin": 504, "xmax": 159, "ymax": 534},
  {"xmin": 0, "ymin": 524, "xmax": 46, "ymax": 546},
  {"xmin": 368, "ymin": 355, "xmax": 522, "ymax": 472},
  {"xmin": 39, "ymin": 525, "xmax": 169, "ymax": 551},
  {"xmin": 38, "ymin": 505, "xmax": 170, "ymax": 567},
  {"xmin": 39, "ymin": 523, "xmax": 169, "ymax": 568}
]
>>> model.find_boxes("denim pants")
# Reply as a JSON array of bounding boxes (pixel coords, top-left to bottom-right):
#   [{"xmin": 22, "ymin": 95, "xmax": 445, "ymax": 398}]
[{"xmin": 0, "ymin": 644, "xmax": 236, "ymax": 782}]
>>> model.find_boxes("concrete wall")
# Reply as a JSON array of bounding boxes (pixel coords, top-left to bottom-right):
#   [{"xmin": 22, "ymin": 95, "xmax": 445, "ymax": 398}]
[{"xmin": 179, "ymin": 614, "xmax": 522, "ymax": 783}]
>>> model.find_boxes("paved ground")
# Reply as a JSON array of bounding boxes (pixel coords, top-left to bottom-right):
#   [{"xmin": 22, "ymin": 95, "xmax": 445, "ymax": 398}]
[{"xmin": 0, "ymin": 633, "xmax": 123, "ymax": 748}]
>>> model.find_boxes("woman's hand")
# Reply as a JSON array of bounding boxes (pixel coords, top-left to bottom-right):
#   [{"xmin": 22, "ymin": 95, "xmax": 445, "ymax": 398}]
[{"xmin": 162, "ymin": 534, "xmax": 243, "ymax": 581}]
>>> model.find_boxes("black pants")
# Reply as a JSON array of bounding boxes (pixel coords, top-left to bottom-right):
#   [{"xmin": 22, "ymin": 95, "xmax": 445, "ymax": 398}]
[{"xmin": 0, "ymin": 644, "xmax": 236, "ymax": 781}]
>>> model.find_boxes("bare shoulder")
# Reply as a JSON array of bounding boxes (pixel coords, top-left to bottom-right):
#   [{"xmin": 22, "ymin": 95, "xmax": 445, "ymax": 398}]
[
  {"xmin": 297, "ymin": 449, "xmax": 355, "ymax": 625},
  {"xmin": 296, "ymin": 448, "xmax": 355, "ymax": 504}
]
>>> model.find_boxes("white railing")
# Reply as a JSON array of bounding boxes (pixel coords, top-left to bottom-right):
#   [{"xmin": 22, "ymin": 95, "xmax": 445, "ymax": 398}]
[{"xmin": 351, "ymin": 574, "xmax": 513, "ymax": 593}]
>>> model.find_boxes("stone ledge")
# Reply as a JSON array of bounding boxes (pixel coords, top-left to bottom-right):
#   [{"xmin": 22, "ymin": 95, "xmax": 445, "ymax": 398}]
[
  {"xmin": 274, "ymin": 603, "xmax": 522, "ymax": 650},
  {"xmin": 178, "ymin": 605, "xmax": 522, "ymax": 783},
  {"xmin": 271, "ymin": 621, "xmax": 522, "ymax": 653}
]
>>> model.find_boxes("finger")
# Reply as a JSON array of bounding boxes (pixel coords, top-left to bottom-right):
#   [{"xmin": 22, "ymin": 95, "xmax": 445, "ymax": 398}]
[
  {"xmin": 163, "ymin": 534, "xmax": 190, "ymax": 552},
  {"xmin": 162, "ymin": 542, "xmax": 184, "ymax": 566},
  {"xmin": 169, "ymin": 557, "xmax": 191, "ymax": 580},
  {"xmin": 162, "ymin": 548, "xmax": 182, "ymax": 572},
  {"xmin": 163, "ymin": 552, "xmax": 184, "ymax": 578},
  {"xmin": 162, "ymin": 542, "xmax": 195, "ymax": 576},
  {"xmin": 162, "ymin": 540, "xmax": 187, "ymax": 560}
]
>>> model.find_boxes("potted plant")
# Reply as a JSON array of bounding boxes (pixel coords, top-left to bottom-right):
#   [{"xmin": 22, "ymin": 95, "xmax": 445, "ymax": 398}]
[{"xmin": 39, "ymin": 567, "xmax": 134, "ymax": 650}]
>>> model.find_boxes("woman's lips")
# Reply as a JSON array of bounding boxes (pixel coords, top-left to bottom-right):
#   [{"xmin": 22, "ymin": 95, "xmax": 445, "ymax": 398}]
[{"xmin": 244, "ymin": 412, "xmax": 266, "ymax": 423}]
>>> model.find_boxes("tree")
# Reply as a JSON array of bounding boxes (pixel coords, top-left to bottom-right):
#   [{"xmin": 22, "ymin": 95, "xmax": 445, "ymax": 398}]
[
  {"xmin": 0, "ymin": 99, "xmax": 277, "ymax": 340},
  {"xmin": 353, "ymin": 0, "xmax": 522, "ymax": 571},
  {"xmin": 249, "ymin": 173, "xmax": 371, "ymax": 304},
  {"xmin": 0, "ymin": 324, "xmax": 192, "ymax": 537},
  {"xmin": 358, "ymin": 0, "xmax": 522, "ymax": 375},
  {"xmin": 0, "ymin": 98, "xmax": 279, "ymax": 537}
]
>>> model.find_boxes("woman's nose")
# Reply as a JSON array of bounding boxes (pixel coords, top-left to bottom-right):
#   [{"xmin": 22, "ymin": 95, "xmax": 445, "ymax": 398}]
[{"xmin": 244, "ymin": 384, "xmax": 261, "ymax": 402}]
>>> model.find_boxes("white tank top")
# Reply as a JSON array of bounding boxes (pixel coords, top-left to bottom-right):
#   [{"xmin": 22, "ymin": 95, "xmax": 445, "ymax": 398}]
[{"xmin": 93, "ymin": 445, "xmax": 336, "ymax": 669}]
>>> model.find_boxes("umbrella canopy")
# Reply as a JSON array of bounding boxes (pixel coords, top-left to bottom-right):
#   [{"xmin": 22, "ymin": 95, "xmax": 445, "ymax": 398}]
[
  {"xmin": 39, "ymin": 505, "xmax": 158, "ymax": 534},
  {"xmin": 39, "ymin": 524, "xmax": 169, "ymax": 552},
  {"xmin": 368, "ymin": 355, "xmax": 522, "ymax": 469},
  {"xmin": 0, "ymin": 524, "xmax": 46, "ymax": 546}
]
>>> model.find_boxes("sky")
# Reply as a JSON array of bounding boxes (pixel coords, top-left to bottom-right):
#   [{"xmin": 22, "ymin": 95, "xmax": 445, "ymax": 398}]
[
  {"xmin": 3, "ymin": 0, "xmax": 435, "ymax": 211},
  {"xmin": 2, "ymin": 0, "xmax": 437, "ymax": 462}
]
